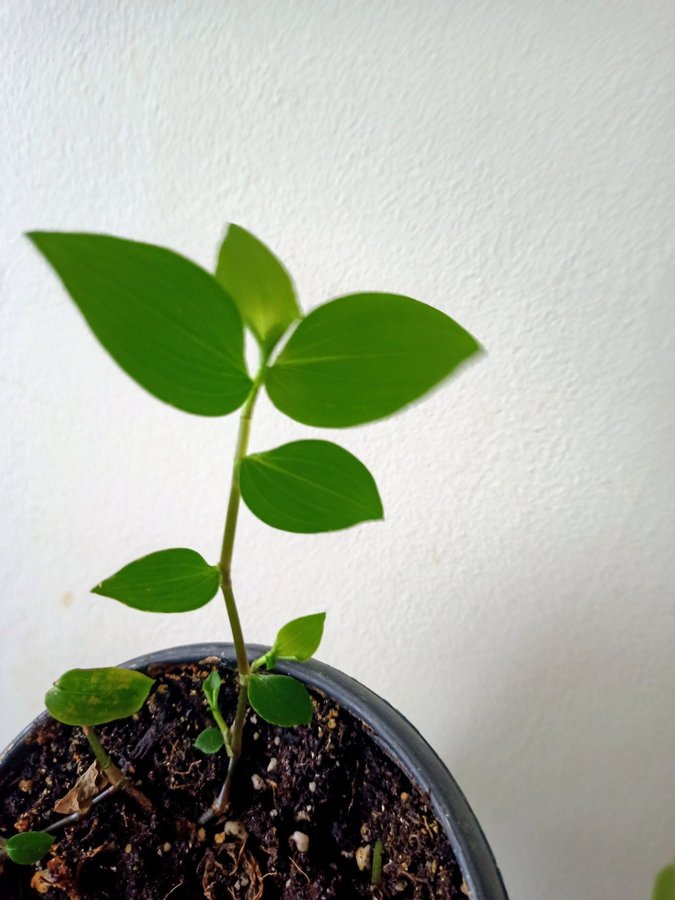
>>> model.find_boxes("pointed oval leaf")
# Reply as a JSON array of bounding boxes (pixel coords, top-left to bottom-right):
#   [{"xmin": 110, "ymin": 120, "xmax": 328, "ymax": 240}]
[
  {"xmin": 271, "ymin": 613, "xmax": 326, "ymax": 663},
  {"xmin": 202, "ymin": 670, "xmax": 222, "ymax": 710},
  {"xmin": 266, "ymin": 292, "xmax": 481, "ymax": 427},
  {"xmin": 5, "ymin": 832, "xmax": 54, "ymax": 865},
  {"xmin": 248, "ymin": 674, "xmax": 313, "ymax": 727},
  {"xmin": 27, "ymin": 232, "xmax": 252, "ymax": 416},
  {"xmin": 195, "ymin": 727, "xmax": 225, "ymax": 755},
  {"xmin": 654, "ymin": 865, "xmax": 675, "ymax": 900},
  {"xmin": 45, "ymin": 667, "xmax": 155, "ymax": 726},
  {"xmin": 240, "ymin": 440, "xmax": 383, "ymax": 533},
  {"xmin": 92, "ymin": 549, "xmax": 221, "ymax": 613},
  {"xmin": 215, "ymin": 224, "xmax": 300, "ymax": 353}
]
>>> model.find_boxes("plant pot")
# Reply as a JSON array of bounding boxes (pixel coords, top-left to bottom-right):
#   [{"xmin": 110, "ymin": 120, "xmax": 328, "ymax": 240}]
[{"xmin": 0, "ymin": 643, "xmax": 508, "ymax": 899}]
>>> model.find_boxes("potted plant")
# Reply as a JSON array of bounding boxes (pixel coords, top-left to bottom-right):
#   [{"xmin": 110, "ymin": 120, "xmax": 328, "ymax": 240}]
[{"xmin": 0, "ymin": 225, "xmax": 508, "ymax": 898}]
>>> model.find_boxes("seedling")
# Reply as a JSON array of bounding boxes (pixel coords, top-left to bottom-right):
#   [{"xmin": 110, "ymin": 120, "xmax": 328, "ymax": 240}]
[
  {"xmin": 28, "ymin": 224, "xmax": 481, "ymax": 821},
  {"xmin": 45, "ymin": 667, "xmax": 155, "ymax": 811}
]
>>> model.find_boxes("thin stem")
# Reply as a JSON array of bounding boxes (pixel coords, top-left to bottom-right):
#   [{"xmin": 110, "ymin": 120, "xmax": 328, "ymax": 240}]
[
  {"xmin": 83, "ymin": 726, "xmax": 154, "ymax": 814},
  {"xmin": 211, "ymin": 706, "xmax": 233, "ymax": 758},
  {"xmin": 218, "ymin": 369, "xmax": 264, "ymax": 675},
  {"xmin": 209, "ymin": 363, "xmax": 265, "ymax": 816}
]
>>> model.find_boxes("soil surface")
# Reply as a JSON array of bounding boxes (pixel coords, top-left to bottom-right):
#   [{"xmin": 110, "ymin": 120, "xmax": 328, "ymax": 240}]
[{"xmin": 0, "ymin": 660, "xmax": 466, "ymax": 899}]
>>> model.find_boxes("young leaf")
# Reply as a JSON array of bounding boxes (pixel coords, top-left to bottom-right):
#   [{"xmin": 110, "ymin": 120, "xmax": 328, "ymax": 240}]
[
  {"xmin": 239, "ymin": 440, "xmax": 383, "ymax": 533},
  {"xmin": 4, "ymin": 832, "xmax": 54, "ymax": 865},
  {"xmin": 215, "ymin": 224, "xmax": 300, "ymax": 353},
  {"xmin": 653, "ymin": 864, "xmax": 675, "ymax": 900},
  {"xmin": 27, "ymin": 232, "xmax": 252, "ymax": 416},
  {"xmin": 195, "ymin": 727, "xmax": 225, "ymax": 755},
  {"xmin": 268, "ymin": 613, "xmax": 326, "ymax": 665},
  {"xmin": 248, "ymin": 674, "xmax": 313, "ymax": 727},
  {"xmin": 266, "ymin": 292, "xmax": 481, "ymax": 427},
  {"xmin": 202, "ymin": 670, "xmax": 222, "ymax": 710},
  {"xmin": 45, "ymin": 667, "xmax": 155, "ymax": 726},
  {"xmin": 92, "ymin": 548, "xmax": 221, "ymax": 613}
]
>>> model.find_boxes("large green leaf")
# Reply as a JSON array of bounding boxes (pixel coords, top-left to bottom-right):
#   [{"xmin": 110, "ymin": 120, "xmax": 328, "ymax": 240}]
[
  {"xmin": 4, "ymin": 832, "xmax": 54, "ymax": 865},
  {"xmin": 92, "ymin": 548, "xmax": 221, "ymax": 614},
  {"xmin": 28, "ymin": 232, "xmax": 252, "ymax": 416},
  {"xmin": 266, "ymin": 292, "xmax": 481, "ymax": 426},
  {"xmin": 239, "ymin": 440, "xmax": 383, "ymax": 533},
  {"xmin": 248, "ymin": 673, "xmax": 313, "ymax": 727},
  {"xmin": 45, "ymin": 667, "xmax": 155, "ymax": 726},
  {"xmin": 654, "ymin": 865, "xmax": 675, "ymax": 900},
  {"xmin": 215, "ymin": 224, "xmax": 300, "ymax": 353}
]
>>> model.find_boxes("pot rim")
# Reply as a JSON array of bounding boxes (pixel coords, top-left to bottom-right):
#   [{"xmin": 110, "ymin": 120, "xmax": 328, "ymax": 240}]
[{"xmin": 1, "ymin": 642, "xmax": 508, "ymax": 900}]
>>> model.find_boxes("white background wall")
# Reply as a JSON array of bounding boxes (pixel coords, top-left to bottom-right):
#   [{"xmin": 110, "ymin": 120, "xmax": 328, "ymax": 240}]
[{"xmin": 2, "ymin": 2, "xmax": 673, "ymax": 898}]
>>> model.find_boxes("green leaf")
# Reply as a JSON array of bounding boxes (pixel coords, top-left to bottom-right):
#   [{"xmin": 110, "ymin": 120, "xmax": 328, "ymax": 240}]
[
  {"xmin": 194, "ymin": 727, "xmax": 224, "ymax": 755},
  {"xmin": 202, "ymin": 670, "xmax": 222, "ymax": 710},
  {"xmin": 266, "ymin": 292, "xmax": 481, "ymax": 427},
  {"xmin": 240, "ymin": 440, "xmax": 383, "ymax": 533},
  {"xmin": 45, "ymin": 667, "xmax": 155, "ymax": 726},
  {"xmin": 27, "ymin": 232, "xmax": 252, "ymax": 416},
  {"xmin": 92, "ymin": 549, "xmax": 221, "ymax": 614},
  {"xmin": 5, "ymin": 832, "xmax": 54, "ymax": 865},
  {"xmin": 248, "ymin": 674, "xmax": 313, "ymax": 727},
  {"xmin": 654, "ymin": 865, "xmax": 675, "ymax": 900},
  {"xmin": 269, "ymin": 613, "xmax": 326, "ymax": 665},
  {"xmin": 215, "ymin": 224, "xmax": 300, "ymax": 353}
]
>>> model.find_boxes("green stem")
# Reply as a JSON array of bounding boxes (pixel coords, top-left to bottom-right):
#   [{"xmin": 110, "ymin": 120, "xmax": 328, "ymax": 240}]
[
  {"xmin": 218, "ymin": 371, "xmax": 264, "ymax": 673},
  {"xmin": 211, "ymin": 706, "xmax": 233, "ymax": 758},
  {"xmin": 211, "ymin": 364, "xmax": 265, "ymax": 815},
  {"xmin": 83, "ymin": 726, "xmax": 154, "ymax": 814}
]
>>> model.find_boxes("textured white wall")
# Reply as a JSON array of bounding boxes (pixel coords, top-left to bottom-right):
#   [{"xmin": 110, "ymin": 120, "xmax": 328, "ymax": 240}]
[{"xmin": 2, "ymin": 2, "xmax": 674, "ymax": 898}]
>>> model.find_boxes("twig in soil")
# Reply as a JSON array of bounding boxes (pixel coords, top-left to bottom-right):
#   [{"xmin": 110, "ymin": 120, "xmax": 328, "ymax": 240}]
[{"xmin": 45, "ymin": 785, "xmax": 118, "ymax": 833}]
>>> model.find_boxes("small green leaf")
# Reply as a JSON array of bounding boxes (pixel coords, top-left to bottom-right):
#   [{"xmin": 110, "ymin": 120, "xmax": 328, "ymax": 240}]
[
  {"xmin": 45, "ymin": 667, "xmax": 155, "ymax": 726},
  {"xmin": 194, "ymin": 727, "xmax": 225, "ymax": 755},
  {"xmin": 5, "ymin": 831, "xmax": 54, "ymax": 865},
  {"xmin": 248, "ymin": 674, "xmax": 313, "ymax": 727},
  {"xmin": 240, "ymin": 440, "xmax": 383, "ymax": 533},
  {"xmin": 654, "ymin": 865, "xmax": 675, "ymax": 900},
  {"xmin": 266, "ymin": 292, "xmax": 481, "ymax": 427},
  {"xmin": 269, "ymin": 613, "xmax": 326, "ymax": 665},
  {"xmin": 27, "ymin": 232, "xmax": 252, "ymax": 416},
  {"xmin": 215, "ymin": 224, "xmax": 300, "ymax": 353},
  {"xmin": 202, "ymin": 670, "xmax": 222, "ymax": 710},
  {"xmin": 92, "ymin": 549, "xmax": 221, "ymax": 613}
]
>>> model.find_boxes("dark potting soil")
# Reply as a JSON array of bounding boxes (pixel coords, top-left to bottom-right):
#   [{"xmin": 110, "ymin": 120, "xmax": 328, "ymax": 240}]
[{"xmin": 0, "ymin": 660, "xmax": 466, "ymax": 899}]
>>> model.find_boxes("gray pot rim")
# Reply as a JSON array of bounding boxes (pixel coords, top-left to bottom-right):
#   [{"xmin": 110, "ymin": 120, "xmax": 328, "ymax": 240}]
[{"xmin": 1, "ymin": 642, "xmax": 508, "ymax": 900}]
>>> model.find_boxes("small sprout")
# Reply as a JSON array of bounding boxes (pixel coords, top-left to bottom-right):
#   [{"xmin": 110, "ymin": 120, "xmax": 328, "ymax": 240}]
[
  {"xmin": 200, "ymin": 669, "xmax": 231, "ymax": 757},
  {"xmin": 251, "ymin": 774, "xmax": 265, "ymax": 790},
  {"xmin": 202, "ymin": 670, "xmax": 222, "ymax": 710},
  {"xmin": 255, "ymin": 612, "xmax": 326, "ymax": 670},
  {"xmin": 2, "ymin": 832, "xmax": 54, "ymax": 866},
  {"xmin": 195, "ymin": 727, "xmax": 225, "ymax": 755},
  {"xmin": 371, "ymin": 838, "xmax": 384, "ymax": 885},
  {"xmin": 247, "ymin": 673, "xmax": 313, "ymax": 727}
]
